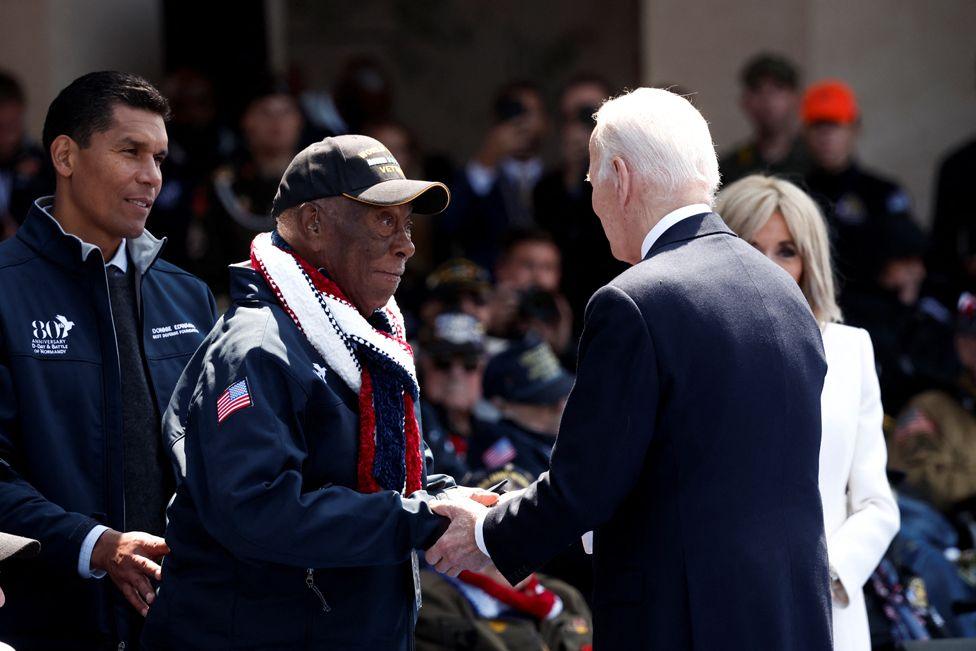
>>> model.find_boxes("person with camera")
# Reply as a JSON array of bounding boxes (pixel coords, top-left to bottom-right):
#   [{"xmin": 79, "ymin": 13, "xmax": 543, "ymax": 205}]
[{"xmin": 436, "ymin": 82, "xmax": 548, "ymax": 271}]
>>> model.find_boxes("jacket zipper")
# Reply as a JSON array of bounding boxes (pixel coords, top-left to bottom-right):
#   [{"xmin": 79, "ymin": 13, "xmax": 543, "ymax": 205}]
[{"xmin": 306, "ymin": 568, "xmax": 331, "ymax": 613}]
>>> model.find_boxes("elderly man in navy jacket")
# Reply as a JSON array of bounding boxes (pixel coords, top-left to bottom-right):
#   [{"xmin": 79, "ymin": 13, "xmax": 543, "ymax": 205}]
[
  {"xmin": 142, "ymin": 136, "xmax": 497, "ymax": 650},
  {"xmin": 427, "ymin": 88, "xmax": 833, "ymax": 650},
  {"xmin": 0, "ymin": 72, "xmax": 217, "ymax": 649}
]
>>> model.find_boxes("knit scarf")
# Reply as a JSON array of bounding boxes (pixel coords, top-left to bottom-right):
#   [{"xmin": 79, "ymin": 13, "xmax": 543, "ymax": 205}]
[{"xmin": 250, "ymin": 231, "xmax": 423, "ymax": 495}]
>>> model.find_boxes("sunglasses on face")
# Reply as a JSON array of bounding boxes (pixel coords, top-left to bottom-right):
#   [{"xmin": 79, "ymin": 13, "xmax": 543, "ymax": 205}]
[{"xmin": 431, "ymin": 356, "xmax": 481, "ymax": 372}]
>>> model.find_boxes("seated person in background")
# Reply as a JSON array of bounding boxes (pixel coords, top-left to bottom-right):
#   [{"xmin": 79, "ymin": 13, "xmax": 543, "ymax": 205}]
[
  {"xmin": 719, "ymin": 52, "xmax": 810, "ymax": 185},
  {"xmin": 890, "ymin": 292, "xmax": 976, "ymax": 512},
  {"xmin": 416, "ymin": 467, "xmax": 593, "ymax": 651},
  {"xmin": 865, "ymin": 494, "xmax": 976, "ymax": 641},
  {"xmin": 802, "ymin": 79, "xmax": 915, "ymax": 310},
  {"xmin": 844, "ymin": 215, "xmax": 956, "ymax": 414},
  {"xmin": 511, "ymin": 287, "xmax": 574, "ymax": 362},
  {"xmin": 418, "ymin": 312, "xmax": 493, "ymax": 479},
  {"xmin": 419, "ymin": 258, "xmax": 493, "ymax": 333},
  {"xmin": 469, "ymin": 337, "xmax": 573, "ymax": 478}
]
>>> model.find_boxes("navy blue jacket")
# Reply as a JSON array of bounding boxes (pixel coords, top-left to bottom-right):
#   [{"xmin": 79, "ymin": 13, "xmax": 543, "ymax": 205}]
[
  {"xmin": 468, "ymin": 418, "xmax": 555, "ymax": 479},
  {"xmin": 0, "ymin": 198, "xmax": 217, "ymax": 649},
  {"xmin": 483, "ymin": 214, "xmax": 833, "ymax": 650},
  {"xmin": 141, "ymin": 265, "xmax": 450, "ymax": 650}
]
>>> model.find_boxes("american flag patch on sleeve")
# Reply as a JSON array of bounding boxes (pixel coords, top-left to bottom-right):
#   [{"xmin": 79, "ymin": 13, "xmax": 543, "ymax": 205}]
[
  {"xmin": 216, "ymin": 378, "xmax": 252, "ymax": 423},
  {"xmin": 482, "ymin": 436, "xmax": 516, "ymax": 469}
]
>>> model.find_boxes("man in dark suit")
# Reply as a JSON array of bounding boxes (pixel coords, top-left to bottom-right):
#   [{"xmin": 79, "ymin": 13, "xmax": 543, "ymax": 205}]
[{"xmin": 425, "ymin": 87, "xmax": 833, "ymax": 649}]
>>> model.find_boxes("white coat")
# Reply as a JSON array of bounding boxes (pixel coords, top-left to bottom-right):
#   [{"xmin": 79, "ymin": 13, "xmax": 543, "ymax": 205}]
[{"xmin": 820, "ymin": 323, "xmax": 901, "ymax": 650}]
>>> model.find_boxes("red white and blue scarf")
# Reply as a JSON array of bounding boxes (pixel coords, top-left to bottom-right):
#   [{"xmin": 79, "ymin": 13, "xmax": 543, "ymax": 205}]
[{"xmin": 250, "ymin": 231, "xmax": 423, "ymax": 495}]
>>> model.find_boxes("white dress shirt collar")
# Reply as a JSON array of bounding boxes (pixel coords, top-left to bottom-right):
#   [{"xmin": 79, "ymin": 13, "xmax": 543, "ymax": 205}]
[
  {"xmin": 639, "ymin": 203, "xmax": 713, "ymax": 260},
  {"xmin": 105, "ymin": 239, "xmax": 128, "ymax": 273}
]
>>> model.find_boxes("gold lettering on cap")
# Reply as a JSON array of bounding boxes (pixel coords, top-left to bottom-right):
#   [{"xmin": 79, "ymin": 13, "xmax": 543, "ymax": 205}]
[
  {"xmin": 358, "ymin": 146, "xmax": 388, "ymax": 159},
  {"xmin": 520, "ymin": 345, "xmax": 561, "ymax": 381}
]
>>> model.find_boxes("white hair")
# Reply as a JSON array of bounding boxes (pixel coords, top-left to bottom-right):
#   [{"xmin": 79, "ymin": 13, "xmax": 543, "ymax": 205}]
[{"xmin": 591, "ymin": 87, "xmax": 720, "ymax": 205}]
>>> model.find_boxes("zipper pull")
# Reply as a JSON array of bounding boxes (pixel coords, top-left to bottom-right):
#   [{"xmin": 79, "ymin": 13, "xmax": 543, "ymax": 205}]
[{"xmin": 306, "ymin": 568, "xmax": 331, "ymax": 613}]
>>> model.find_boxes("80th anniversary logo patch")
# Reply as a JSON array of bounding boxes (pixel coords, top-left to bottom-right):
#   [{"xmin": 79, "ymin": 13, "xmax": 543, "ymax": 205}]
[{"xmin": 30, "ymin": 314, "xmax": 75, "ymax": 355}]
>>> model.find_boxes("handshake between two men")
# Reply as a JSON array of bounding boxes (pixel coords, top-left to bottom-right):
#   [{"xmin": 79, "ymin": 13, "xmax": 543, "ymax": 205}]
[{"xmin": 425, "ymin": 484, "xmax": 519, "ymax": 578}]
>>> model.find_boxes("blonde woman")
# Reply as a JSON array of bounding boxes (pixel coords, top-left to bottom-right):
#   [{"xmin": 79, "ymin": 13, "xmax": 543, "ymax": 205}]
[{"xmin": 717, "ymin": 175, "xmax": 899, "ymax": 651}]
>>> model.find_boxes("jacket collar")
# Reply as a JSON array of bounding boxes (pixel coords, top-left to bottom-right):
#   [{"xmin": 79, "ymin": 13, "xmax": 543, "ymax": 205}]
[
  {"xmin": 644, "ymin": 212, "xmax": 736, "ymax": 260},
  {"xmin": 17, "ymin": 196, "xmax": 166, "ymax": 274},
  {"xmin": 229, "ymin": 262, "xmax": 277, "ymax": 304}
]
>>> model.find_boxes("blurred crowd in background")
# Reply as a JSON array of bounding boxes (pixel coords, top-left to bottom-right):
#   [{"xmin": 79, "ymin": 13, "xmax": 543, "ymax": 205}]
[{"xmin": 2, "ymin": 51, "xmax": 976, "ymax": 647}]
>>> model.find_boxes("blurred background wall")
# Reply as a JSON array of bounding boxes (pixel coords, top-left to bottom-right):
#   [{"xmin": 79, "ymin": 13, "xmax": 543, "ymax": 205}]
[{"xmin": 643, "ymin": 0, "xmax": 976, "ymax": 224}]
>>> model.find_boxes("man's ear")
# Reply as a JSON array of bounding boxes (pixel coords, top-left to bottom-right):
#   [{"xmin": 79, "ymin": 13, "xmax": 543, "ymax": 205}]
[
  {"xmin": 50, "ymin": 135, "xmax": 76, "ymax": 179},
  {"xmin": 297, "ymin": 202, "xmax": 322, "ymax": 237},
  {"xmin": 611, "ymin": 156, "xmax": 631, "ymax": 209}
]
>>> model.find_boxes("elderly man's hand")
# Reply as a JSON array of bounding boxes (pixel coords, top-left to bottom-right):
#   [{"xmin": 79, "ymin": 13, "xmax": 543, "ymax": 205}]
[
  {"xmin": 425, "ymin": 499, "xmax": 491, "ymax": 577},
  {"xmin": 438, "ymin": 485, "xmax": 499, "ymax": 507},
  {"xmin": 91, "ymin": 529, "xmax": 169, "ymax": 617}
]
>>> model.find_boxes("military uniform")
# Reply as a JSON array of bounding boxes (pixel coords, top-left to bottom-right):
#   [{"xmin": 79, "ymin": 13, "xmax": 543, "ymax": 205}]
[
  {"xmin": 416, "ymin": 570, "xmax": 592, "ymax": 651},
  {"xmin": 719, "ymin": 137, "xmax": 811, "ymax": 186},
  {"xmin": 891, "ymin": 386, "xmax": 976, "ymax": 510}
]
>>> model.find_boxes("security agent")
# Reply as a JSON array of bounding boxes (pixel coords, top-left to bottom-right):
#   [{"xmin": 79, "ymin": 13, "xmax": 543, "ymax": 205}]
[
  {"xmin": 0, "ymin": 72, "xmax": 217, "ymax": 649},
  {"xmin": 142, "ymin": 135, "xmax": 493, "ymax": 650}
]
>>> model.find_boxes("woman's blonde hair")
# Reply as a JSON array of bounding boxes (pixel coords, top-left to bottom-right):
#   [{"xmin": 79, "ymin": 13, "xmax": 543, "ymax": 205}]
[{"xmin": 716, "ymin": 174, "xmax": 842, "ymax": 324}]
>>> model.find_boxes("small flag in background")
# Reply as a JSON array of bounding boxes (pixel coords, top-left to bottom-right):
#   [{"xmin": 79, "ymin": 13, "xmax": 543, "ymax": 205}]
[
  {"xmin": 217, "ymin": 378, "xmax": 252, "ymax": 424},
  {"xmin": 482, "ymin": 436, "xmax": 516, "ymax": 469},
  {"xmin": 893, "ymin": 406, "xmax": 937, "ymax": 441}
]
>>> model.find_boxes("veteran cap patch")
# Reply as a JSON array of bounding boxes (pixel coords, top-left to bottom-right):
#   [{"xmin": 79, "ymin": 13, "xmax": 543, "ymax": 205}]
[{"xmin": 271, "ymin": 135, "xmax": 450, "ymax": 217}]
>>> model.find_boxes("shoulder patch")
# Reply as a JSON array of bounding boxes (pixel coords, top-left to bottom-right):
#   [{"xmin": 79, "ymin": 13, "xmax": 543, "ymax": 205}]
[{"xmin": 217, "ymin": 378, "xmax": 253, "ymax": 423}]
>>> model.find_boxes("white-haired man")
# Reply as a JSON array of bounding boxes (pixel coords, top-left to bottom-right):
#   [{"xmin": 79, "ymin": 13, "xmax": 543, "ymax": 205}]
[{"xmin": 426, "ymin": 88, "xmax": 833, "ymax": 649}]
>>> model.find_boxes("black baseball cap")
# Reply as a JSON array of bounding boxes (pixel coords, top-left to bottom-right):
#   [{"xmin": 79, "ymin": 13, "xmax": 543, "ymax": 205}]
[
  {"xmin": 484, "ymin": 336, "xmax": 574, "ymax": 405},
  {"xmin": 423, "ymin": 312, "xmax": 487, "ymax": 358},
  {"xmin": 271, "ymin": 134, "xmax": 450, "ymax": 217},
  {"xmin": 426, "ymin": 258, "xmax": 492, "ymax": 300}
]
